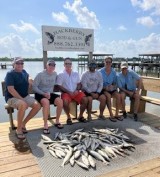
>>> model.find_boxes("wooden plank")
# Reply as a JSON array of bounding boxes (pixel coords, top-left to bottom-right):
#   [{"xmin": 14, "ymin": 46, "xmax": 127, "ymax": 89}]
[
  {"xmin": 141, "ymin": 96, "xmax": 160, "ymax": 105},
  {"xmin": 0, "ymin": 154, "xmax": 33, "ymax": 166},
  {"xmin": 98, "ymin": 158, "xmax": 160, "ymax": 177},
  {"xmin": 141, "ymin": 76, "xmax": 160, "ymax": 92},
  {"xmin": 0, "ymin": 165, "xmax": 42, "ymax": 177},
  {"xmin": 0, "ymin": 159, "xmax": 38, "ymax": 173}
]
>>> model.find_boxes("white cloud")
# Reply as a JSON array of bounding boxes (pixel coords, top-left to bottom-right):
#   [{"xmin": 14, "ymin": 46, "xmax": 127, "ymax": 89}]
[
  {"xmin": 63, "ymin": 0, "xmax": 100, "ymax": 29},
  {"xmin": 131, "ymin": 0, "xmax": 160, "ymax": 16},
  {"xmin": 1, "ymin": 32, "xmax": 160, "ymax": 59},
  {"xmin": 117, "ymin": 25, "xmax": 127, "ymax": 31},
  {"xmin": 95, "ymin": 33, "xmax": 160, "ymax": 57},
  {"xmin": 0, "ymin": 33, "xmax": 42, "ymax": 58},
  {"xmin": 137, "ymin": 16, "xmax": 155, "ymax": 27},
  {"xmin": 52, "ymin": 12, "xmax": 69, "ymax": 23},
  {"xmin": 10, "ymin": 20, "xmax": 39, "ymax": 34}
]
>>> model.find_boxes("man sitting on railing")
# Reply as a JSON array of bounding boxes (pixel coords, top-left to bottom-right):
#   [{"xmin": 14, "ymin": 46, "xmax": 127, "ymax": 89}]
[
  {"xmin": 81, "ymin": 59, "xmax": 106, "ymax": 121},
  {"xmin": 32, "ymin": 59, "xmax": 64, "ymax": 134},
  {"xmin": 4, "ymin": 57, "xmax": 41, "ymax": 140},
  {"xmin": 117, "ymin": 62, "xmax": 142, "ymax": 121},
  {"xmin": 57, "ymin": 57, "xmax": 88, "ymax": 125}
]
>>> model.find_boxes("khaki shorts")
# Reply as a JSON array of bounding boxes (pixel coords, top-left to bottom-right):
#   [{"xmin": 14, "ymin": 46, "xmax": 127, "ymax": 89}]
[{"xmin": 7, "ymin": 95, "xmax": 37, "ymax": 109}]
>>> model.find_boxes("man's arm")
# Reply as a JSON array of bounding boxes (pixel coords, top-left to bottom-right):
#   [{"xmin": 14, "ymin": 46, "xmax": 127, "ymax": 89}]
[
  {"xmin": 7, "ymin": 86, "xmax": 24, "ymax": 100},
  {"xmin": 57, "ymin": 85, "xmax": 72, "ymax": 94}
]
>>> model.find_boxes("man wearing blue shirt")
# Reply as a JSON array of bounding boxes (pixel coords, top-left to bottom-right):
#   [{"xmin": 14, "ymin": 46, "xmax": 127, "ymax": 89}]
[
  {"xmin": 117, "ymin": 62, "xmax": 142, "ymax": 121},
  {"xmin": 5, "ymin": 57, "xmax": 41, "ymax": 139}
]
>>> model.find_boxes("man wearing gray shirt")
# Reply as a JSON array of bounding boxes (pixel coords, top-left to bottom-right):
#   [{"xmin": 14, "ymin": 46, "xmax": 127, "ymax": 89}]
[
  {"xmin": 81, "ymin": 60, "xmax": 106, "ymax": 120},
  {"xmin": 32, "ymin": 60, "xmax": 63, "ymax": 134}
]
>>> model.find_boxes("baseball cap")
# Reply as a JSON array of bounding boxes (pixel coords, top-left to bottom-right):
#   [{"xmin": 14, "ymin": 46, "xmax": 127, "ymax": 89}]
[
  {"xmin": 13, "ymin": 57, "xmax": 24, "ymax": 64},
  {"xmin": 121, "ymin": 62, "xmax": 128, "ymax": 69},
  {"xmin": 47, "ymin": 59, "xmax": 56, "ymax": 65},
  {"xmin": 88, "ymin": 59, "xmax": 97, "ymax": 67}
]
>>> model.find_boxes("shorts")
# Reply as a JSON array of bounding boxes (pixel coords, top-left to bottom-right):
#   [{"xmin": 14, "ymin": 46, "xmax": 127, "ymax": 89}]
[
  {"xmin": 35, "ymin": 93, "xmax": 60, "ymax": 106},
  {"xmin": 61, "ymin": 91, "xmax": 85, "ymax": 104},
  {"xmin": 84, "ymin": 91, "xmax": 104, "ymax": 97},
  {"xmin": 103, "ymin": 89, "xmax": 117, "ymax": 95},
  {"xmin": 7, "ymin": 95, "xmax": 37, "ymax": 109}
]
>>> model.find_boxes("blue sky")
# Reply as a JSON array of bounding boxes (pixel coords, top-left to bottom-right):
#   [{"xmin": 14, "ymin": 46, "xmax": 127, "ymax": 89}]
[{"xmin": 0, "ymin": 0, "xmax": 160, "ymax": 58}]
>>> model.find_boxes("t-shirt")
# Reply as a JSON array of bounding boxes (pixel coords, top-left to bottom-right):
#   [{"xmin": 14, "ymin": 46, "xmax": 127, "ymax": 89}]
[
  {"xmin": 81, "ymin": 70, "xmax": 103, "ymax": 93},
  {"xmin": 5, "ymin": 69, "xmax": 29, "ymax": 102}
]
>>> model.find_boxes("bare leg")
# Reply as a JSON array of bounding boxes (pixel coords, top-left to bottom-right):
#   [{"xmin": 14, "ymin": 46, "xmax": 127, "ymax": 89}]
[
  {"xmin": 98, "ymin": 94, "xmax": 106, "ymax": 116},
  {"xmin": 23, "ymin": 101, "xmax": 41, "ymax": 127},
  {"xmin": 63, "ymin": 100, "xmax": 71, "ymax": 119},
  {"xmin": 120, "ymin": 92, "xmax": 126, "ymax": 112},
  {"xmin": 87, "ymin": 96, "xmax": 93, "ymax": 120},
  {"xmin": 112, "ymin": 92, "xmax": 120, "ymax": 117},
  {"xmin": 17, "ymin": 100, "xmax": 28, "ymax": 133},
  {"xmin": 133, "ymin": 93, "xmax": 140, "ymax": 113},
  {"xmin": 79, "ymin": 97, "xmax": 88, "ymax": 118},
  {"xmin": 104, "ymin": 92, "xmax": 114, "ymax": 118},
  {"xmin": 54, "ymin": 97, "xmax": 63, "ymax": 124}
]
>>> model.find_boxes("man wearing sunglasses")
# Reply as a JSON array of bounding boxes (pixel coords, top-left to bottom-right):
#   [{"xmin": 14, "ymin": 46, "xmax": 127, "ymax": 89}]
[
  {"xmin": 32, "ymin": 60, "xmax": 63, "ymax": 134},
  {"xmin": 99, "ymin": 57, "xmax": 122, "ymax": 122},
  {"xmin": 81, "ymin": 60, "xmax": 106, "ymax": 121},
  {"xmin": 57, "ymin": 57, "xmax": 88, "ymax": 125},
  {"xmin": 4, "ymin": 57, "xmax": 41, "ymax": 140}
]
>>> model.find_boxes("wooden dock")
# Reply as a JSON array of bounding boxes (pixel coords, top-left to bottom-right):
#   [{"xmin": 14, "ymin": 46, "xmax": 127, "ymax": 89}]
[{"xmin": 0, "ymin": 108, "xmax": 160, "ymax": 177}]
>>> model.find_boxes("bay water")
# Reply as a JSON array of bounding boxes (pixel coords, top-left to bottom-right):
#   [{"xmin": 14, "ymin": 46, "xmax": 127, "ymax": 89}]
[{"xmin": 0, "ymin": 61, "xmax": 159, "ymax": 123}]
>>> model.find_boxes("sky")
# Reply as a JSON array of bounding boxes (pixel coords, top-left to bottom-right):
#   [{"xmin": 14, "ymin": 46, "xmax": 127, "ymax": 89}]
[{"xmin": 0, "ymin": 0, "xmax": 160, "ymax": 59}]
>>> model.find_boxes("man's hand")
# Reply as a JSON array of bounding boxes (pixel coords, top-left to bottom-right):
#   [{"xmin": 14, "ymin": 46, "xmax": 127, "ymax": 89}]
[
  {"xmin": 44, "ymin": 93, "xmax": 50, "ymax": 99},
  {"xmin": 90, "ymin": 92, "xmax": 99, "ymax": 99}
]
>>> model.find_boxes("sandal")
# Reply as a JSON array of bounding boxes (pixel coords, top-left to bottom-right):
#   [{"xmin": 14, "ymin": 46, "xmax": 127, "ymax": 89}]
[
  {"xmin": 43, "ymin": 128, "xmax": 50, "ymax": 134},
  {"xmin": 22, "ymin": 127, "xmax": 28, "ymax": 134},
  {"xmin": 98, "ymin": 115, "xmax": 106, "ymax": 120},
  {"xmin": 55, "ymin": 123, "xmax": 64, "ymax": 129},
  {"xmin": 78, "ymin": 117, "xmax": 87, "ymax": 123},
  {"xmin": 109, "ymin": 117, "xmax": 117, "ymax": 122},
  {"xmin": 66, "ymin": 119, "xmax": 73, "ymax": 125},
  {"xmin": 16, "ymin": 132, "xmax": 26, "ymax": 140},
  {"xmin": 115, "ymin": 116, "xmax": 123, "ymax": 121}
]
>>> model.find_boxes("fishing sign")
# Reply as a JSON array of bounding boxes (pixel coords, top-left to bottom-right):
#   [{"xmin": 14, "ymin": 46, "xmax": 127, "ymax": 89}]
[{"xmin": 42, "ymin": 26, "xmax": 94, "ymax": 52}]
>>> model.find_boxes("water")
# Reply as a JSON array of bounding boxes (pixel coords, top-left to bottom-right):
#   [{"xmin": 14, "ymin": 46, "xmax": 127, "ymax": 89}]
[{"xmin": 0, "ymin": 61, "xmax": 160, "ymax": 123}]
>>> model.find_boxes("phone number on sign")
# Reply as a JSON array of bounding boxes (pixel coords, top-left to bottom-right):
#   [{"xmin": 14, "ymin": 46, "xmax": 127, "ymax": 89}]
[{"xmin": 53, "ymin": 42, "xmax": 85, "ymax": 47}]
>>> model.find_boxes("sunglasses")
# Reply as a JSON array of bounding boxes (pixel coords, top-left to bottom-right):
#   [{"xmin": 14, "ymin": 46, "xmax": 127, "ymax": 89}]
[
  {"xmin": 105, "ymin": 61, "xmax": 112, "ymax": 64},
  {"xmin": 15, "ymin": 62, "xmax": 24, "ymax": 65},
  {"xmin": 48, "ymin": 63, "xmax": 56, "ymax": 66},
  {"xmin": 65, "ymin": 63, "xmax": 72, "ymax": 65}
]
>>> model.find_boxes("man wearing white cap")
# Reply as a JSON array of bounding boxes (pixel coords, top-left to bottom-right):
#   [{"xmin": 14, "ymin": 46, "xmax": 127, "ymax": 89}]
[
  {"xmin": 117, "ymin": 62, "xmax": 142, "ymax": 121},
  {"xmin": 4, "ymin": 57, "xmax": 41, "ymax": 139}
]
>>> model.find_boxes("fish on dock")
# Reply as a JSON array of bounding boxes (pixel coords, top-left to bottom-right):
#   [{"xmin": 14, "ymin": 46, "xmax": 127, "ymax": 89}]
[{"xmin": 42, "ymin": 127, "xmax": 135, "ymax": 170}]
